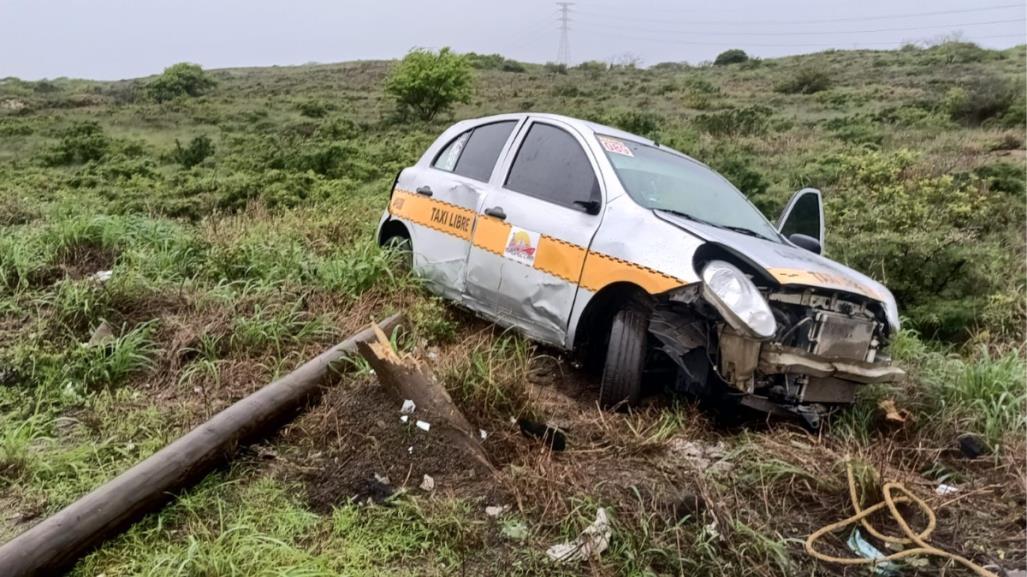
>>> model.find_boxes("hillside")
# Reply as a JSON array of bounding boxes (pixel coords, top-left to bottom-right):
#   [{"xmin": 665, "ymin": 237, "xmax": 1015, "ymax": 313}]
[{"xmin": 0, "ymin": 43, "xmax": 1025, "ymax": 576}]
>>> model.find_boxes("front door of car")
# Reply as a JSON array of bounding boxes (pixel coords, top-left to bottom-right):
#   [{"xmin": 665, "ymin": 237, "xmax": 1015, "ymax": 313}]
[
  {"xmin": 392, "ymin": 120, "xmax": 520, "ymax": 300},
  {"xmin": 464, "ymin": 119, "xmax": 605, "ymax": 346},
  {"xmin": 778, "ymin": 187, "xmax": 825, "ymax": 254}
]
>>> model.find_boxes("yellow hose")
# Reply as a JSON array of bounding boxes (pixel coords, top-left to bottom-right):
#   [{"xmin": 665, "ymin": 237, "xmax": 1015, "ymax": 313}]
[{"xmin": 804, "ymin": 461, "xmax": 999, "ymax": 577}]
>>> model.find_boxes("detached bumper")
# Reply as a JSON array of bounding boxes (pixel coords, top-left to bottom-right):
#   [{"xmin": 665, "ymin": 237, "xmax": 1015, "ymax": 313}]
[{"xmin": 758, "ymin": 345, "xmax": 905, "ymax": 384}]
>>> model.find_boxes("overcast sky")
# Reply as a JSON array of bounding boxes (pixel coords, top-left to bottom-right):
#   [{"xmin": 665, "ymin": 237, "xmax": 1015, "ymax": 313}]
[{"xmin": 3, "ymin": 0, "xmax": 1024, "ymax": 80}]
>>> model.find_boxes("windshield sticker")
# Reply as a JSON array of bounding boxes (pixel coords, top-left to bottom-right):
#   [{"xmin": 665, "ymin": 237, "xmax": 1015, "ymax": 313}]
[
  {"xmin": 599, "ymin": 137, "xmax": 634, "ymax": 157},
  {"xmin": 504, "ymin": 227, "xmax": 540, "ymax": 266}
]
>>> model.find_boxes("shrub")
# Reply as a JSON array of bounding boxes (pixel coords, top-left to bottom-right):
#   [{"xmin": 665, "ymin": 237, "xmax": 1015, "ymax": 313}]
[
  {"xmin": 543, "ymin": 62, "xmax": 568, "ymax": 75},
  {"xmin": 147, "ymin": 63, "xmax": 216, "ymax": 103},
  {"xmin": 575, "ymin": 60, "xmax": 608, "ymax": 79},
  {"xmin": 693, "ymin": 105, "xmax": 773, "ymax": 136},
  {"xmin": 465, "ymin": 53, "xmax": 525, "ymax": 73},
  {"xmin": 612, "ymin": 110, "xmax": 663, "ymax": 139},
  {"xmin": 714, "ymin": 49, "xmax": 749, "ymax": 66},
  {"xmin": 385, "ymin": 47, "xmax": 473, "ymax": 121},
  {"xmin": 942, "ymin": 75, "xmax": 1023, "ymax": 127},
  {"xmin": 45, "ymin": 121, "xmax": 110, "ymax": 165},
  {"xmin": 774, "ymin": 67, "xmax": 832, "ymax": 94},
  {"xmin": 172, "ymin": 135, "xmax": 215, "ymax": 168},
  {"xmin": 297, "ymin": 100, "xmax": 330, "ymax": 118},
  {"xmin": 705, "ymin": 148, "xmax": 769, "ymax": 197}
]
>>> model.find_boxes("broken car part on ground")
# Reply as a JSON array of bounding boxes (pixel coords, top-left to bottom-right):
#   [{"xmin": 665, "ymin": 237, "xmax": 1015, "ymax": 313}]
[{"xmin": 377, "ymin": 112, "xmax": 904, "ymax": 423}]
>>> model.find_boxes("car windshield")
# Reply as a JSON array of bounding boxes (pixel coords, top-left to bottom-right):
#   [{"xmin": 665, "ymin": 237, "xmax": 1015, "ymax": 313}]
[{"xmin": 596, "ymin": 135, "xmax": 781, "ymax": 241}]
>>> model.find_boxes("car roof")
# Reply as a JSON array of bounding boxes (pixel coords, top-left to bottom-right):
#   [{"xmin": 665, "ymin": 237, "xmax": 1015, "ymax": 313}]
[{"xmin": 460, "ymin": 112, "xmax": 705, "ymax": 164}]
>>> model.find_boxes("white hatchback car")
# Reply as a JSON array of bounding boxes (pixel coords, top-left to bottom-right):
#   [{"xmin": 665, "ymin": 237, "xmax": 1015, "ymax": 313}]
[{"xmin": 377, "ymin": 113, "xmax": 903, "ymax": 424}]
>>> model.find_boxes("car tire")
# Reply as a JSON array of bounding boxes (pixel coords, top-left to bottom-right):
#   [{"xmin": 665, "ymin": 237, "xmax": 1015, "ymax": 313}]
[{"xmin": 599, "ymin": 307, "xmax": 648, "ymax": 409}]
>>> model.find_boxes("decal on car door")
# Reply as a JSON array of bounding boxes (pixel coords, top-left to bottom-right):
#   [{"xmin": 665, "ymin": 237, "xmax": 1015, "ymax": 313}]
[{"xmin": 390, "ymin": 186, "xmax": 688, "ymax": 294}]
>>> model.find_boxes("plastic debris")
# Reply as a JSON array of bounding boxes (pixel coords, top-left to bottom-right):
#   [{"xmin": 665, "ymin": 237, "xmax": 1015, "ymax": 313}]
[
  {"xmin": 501, "ymin": 519, "xmax": 529, "ymax": 541},
  {"xmin": 373, "ymin": 473, "xmax": 390, "ymax": 485},
  {"xmin": 935, "ymin": 483, "xmax": 959, "ymax": 496},
  {"xmin": 485, "ymin": 505, "xmax": 509, "ymax": 517},
  {"xmin": 399, "ymin": 415, "xmax": 409, "ymax": 423},
  {"xmin": 89, "ymin": 270, "xmax": 113, "ymax": 283},
  {"xmin": 958, "ymin": 433, "xmax": 991, "ymax": 459},
  {"xmin": 878, "ymin": 399, "xmax": 910, "ymax": 424},
  {"xmin": 415, "ymin": 420, "xmax": 431, "ymax": 432},
  {"xmin": 400, "ymin": 399, "xmax": 416, "ymax": 414},
  {"xmin": 419, "ymin": 474, "xmax": 435, "ymax": 492},
  {"xmin": 546, "ymin": 507, "xmax": 611, "ymax": 562},
  {"xmin": 86, "ymin": 321, "xmax": 114, "ymax": 347},
  {"xmin": 479, "ymin": 429, "xmax": 488, "ymax": 440},
  {"xmin": 517, "ymin": 418, "xmax": 566, "ymax": 451},
  {"xmin": 846, "ymin": 529, "xmax": 901, "ymax": 576}
]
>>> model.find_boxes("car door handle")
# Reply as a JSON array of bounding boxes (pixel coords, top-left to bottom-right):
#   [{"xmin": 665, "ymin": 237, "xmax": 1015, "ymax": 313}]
[
  {"xmin": 484, "ymin": 207, "xmax": 506, "ymax": 220},
  {"xmin": 416, "ymin": 185, "xmax": 433, "ymax": 197}
]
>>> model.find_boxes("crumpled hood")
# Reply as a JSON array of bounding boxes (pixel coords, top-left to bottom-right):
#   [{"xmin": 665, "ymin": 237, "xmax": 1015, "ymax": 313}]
[{"xmin": 656, "ymin": 211, "xmax": 891, "ymax": 303}]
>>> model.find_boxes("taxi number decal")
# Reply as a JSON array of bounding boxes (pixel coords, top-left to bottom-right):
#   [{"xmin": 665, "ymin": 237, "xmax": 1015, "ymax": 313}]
[
  {"xmin": 430, "ymin": 206, "xmax": 472, "ymax": 234},
  {"xmin": 504, "ymin": 227, "xmax": 540, "ymax": 266},
  {"xmin": 599, "ymin": 136, "xmax": 634, "ymax": 157}
]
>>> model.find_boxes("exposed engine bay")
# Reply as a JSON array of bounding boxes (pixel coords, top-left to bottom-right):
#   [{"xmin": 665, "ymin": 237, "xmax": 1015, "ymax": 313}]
[{"xmin": 648, "ymin": 282, "xmax": 905, "ymax": 427}]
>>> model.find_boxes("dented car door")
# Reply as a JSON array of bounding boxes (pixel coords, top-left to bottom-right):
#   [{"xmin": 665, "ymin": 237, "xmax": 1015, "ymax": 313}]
[
  {"xmin": 387, "ymin": 120, "xmax": 520, "ymax": 300},
  {"xmin": 465, "ymin": 118, "xmax": 605, "ymax": 346}
]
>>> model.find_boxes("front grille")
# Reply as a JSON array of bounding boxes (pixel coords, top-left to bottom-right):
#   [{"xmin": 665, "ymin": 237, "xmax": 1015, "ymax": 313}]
[{"xmin": 808, "ymin": 311, "xmax": 875, "ymax": 361}]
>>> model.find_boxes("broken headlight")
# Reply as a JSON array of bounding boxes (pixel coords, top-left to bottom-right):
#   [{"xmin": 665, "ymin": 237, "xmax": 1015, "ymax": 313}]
[{"xmin": 701, "ymin": 260, "xmax": 777, "ymax": 339}]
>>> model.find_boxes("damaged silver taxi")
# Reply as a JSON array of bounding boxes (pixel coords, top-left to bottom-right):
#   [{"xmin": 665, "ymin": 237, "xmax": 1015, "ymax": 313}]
[{"xmin": 377, "ymin": 113, "xmax": 904, "ymax": 424}]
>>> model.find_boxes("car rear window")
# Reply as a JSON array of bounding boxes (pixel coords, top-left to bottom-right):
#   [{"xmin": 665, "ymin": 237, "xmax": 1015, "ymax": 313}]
[
  {"xmin": 505, "ymin": 123, "xmax": 598, "ymax": 210},
  {"xmin": 432, "ymin": 121, "xmax": 516, "ymax": 182}
]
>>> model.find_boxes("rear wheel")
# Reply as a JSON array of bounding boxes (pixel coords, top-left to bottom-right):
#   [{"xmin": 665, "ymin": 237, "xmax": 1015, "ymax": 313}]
[{"xmin": 599, "ymin": 307, "xmax": 649, "ymax": 409}]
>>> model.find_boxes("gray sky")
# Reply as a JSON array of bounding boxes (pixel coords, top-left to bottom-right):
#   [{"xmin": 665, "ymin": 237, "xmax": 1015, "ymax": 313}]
[{"xmin": 3, "ymin": 0, "xmax": 1025, "ymax": 80}]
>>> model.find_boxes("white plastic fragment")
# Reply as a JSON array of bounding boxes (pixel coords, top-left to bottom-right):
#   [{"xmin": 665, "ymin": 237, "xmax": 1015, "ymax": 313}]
[
  {"xmin": 546, "ymin": 507, "xmax": 611, "ymax": 563},
  {"xmin": 485, "ymin": 505, "xmax": 509, "ymax": 517},
  {"xmin": 400, "ymin": 399, "xmax": 416, "ymax": 414},
  {"xmin": 846, "ymin": 529, "xmax": 900, "ymax": 576},
  {"xmin": 479, "ymin": 429, "xmax": 488, "ymax": 440},
  {"xmin": 399, "ymin": 415, "xmax": 409, "ymax": 423},
  {"xmin": 935, "ymin": 483, "xmax": 959, "ymax": 496},
  {"xmin": 415, "ymin": 420, "xmax": 431, "ymax": 432},
  {"xmin": 407, "ymin": 446, "xmax": 413, "ymax": 454},
  {"xmin": 419, "ymin": 474, "xmax": 435, "ymax": 492},
  {"xmin": 89, "ymin": 270, "xmax": 113, "ymax": 283},
  {"xmin": 373, "ymin": 473, "xmax": 390, "ymax": 485}
]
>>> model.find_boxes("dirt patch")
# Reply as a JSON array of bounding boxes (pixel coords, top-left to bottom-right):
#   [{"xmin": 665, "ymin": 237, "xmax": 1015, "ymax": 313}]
[{"xmin": 287, "ymin": 377, "xmax": 501, "ymax": 511}]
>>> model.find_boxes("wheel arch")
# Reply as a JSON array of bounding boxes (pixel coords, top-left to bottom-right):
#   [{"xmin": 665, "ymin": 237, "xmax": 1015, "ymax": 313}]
[
  {"xmin": 377, "ymin": 218, "xmax": 411, "ymax": 247},
  {"xmin": 571, "ymin": 281, "xmax": 652, "ymax": 355}
]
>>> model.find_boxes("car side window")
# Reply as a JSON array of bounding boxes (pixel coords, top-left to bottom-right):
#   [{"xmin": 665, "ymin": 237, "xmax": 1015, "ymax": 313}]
[
  {"xmin": 453, "ymin": 121, "xmax": 516, "ymax": 182},
  {"xmin": 433, "ymin": 130, "xmax": 470, "ymax": 172},
  {"xmin": 432, "ymin": 121, "xmax": 517, "ymax": 182},
  {"xmin": 505, "ymin": 123, "xmax": 599, "ymax": 210}
]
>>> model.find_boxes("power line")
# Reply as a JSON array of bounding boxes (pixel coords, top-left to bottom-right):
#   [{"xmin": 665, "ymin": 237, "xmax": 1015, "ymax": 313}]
[
  {"xmin": 557, "ymin": 2, "xmax": 574, "ymax": 65},
  {"xmin": 572, "ymin": 3, "xmax": 1024, "ymax": 26},
  {"xmin": 572, "ymin": 17, "xmax": 1025, "ymax": 38}
]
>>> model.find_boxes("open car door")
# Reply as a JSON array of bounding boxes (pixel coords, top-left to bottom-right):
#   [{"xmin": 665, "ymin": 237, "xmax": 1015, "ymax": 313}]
[{"xmin": 778, "ymin": 188, "xmax": 825, "ymax": 254}]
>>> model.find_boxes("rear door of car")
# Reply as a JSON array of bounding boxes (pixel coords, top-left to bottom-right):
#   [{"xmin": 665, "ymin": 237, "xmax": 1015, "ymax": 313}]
[
  {"xmin": 464, "ymin": 117, "xmax": 605, "ymax": 346},
  {"xmin": 388, "ymin": 119, "xmax": 521, "ymax": 301}
]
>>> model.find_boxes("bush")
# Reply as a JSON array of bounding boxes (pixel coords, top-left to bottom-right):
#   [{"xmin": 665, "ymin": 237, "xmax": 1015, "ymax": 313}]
[
  {"xmin": 705, "ymin": 148, "xmax": 769, "ymax": 197},
  {"xmin": 714, "ymin": 49, "xmax": 749, "ymax": 66},
  {"xmin": 45, "ymin": 121, "xmax": 110, "ymax": 165},
  {"xmin": 942, "ymin": 75, "xmax": 1023, "ymax": 127},
  {"xmin": 774, "ymin": 67, "xmax": 832, "ymax": 94},
  {"xmin": 693, "ymin": 105, "xmax": 773, "ymax": 136},
  {"xmin": 147, "ymin": 63, "xmax": 216, "ymax": 103},
  {"xmin": 575, "ymin": 60, "xmax": 608, "ymax": 79},
  {"xmin": 611, "ymin": 110, "xmax": 663, "ymax": 139},
  {"xmin": 385, "ymin": 47, "xmax": 473, "ymax": 121},
  {"xmin": 465, "ymin": 53, "xmax": 525, "ymax": 73},
  {"xmin": 544, "ymin": 62, "xmax": 568, "ymax": 75},
  {"xmin": 172, "ymin": 135, "xmax": 215, "ymax": 168}
]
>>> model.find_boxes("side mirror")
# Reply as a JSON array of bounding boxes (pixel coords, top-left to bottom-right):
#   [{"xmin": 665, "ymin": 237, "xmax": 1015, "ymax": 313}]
[
  {"xmin": 778, "ymin": 188, "xmax": 825, "ymax": 252},
  {"xmin": 788, "ymin": 233, "xmax": 822, "ymax": 255}
]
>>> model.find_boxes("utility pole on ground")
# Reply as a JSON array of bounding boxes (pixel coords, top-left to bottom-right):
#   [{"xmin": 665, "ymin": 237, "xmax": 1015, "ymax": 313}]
[{"xmin": 556, "ymin": 2, "xmax": 574, "ymax": 66}]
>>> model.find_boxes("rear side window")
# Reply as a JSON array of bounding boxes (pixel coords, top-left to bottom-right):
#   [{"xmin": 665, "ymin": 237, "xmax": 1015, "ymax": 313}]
[
  {"xmin": 505, "ymin": 123, "xmax": 598, "ymax": 209},
  {"xmin": 432, "ymin": 121, "xmax": 516, "ymax": 182}
]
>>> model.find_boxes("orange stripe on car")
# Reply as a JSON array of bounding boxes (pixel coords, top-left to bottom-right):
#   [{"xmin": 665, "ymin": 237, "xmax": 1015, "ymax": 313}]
[{"xmin": 389, "ymin": 187, "xmax": 687, "ymax": 294}]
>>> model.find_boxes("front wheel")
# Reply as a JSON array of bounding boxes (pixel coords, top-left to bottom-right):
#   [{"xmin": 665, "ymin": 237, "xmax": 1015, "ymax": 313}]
[{"xmin": 599, "ymin": 308, "xmax": 648, "ymax": 409}]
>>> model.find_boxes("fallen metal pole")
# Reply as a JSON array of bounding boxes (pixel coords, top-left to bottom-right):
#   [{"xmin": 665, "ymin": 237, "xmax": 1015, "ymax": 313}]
[{"xmin": 0, "ymin": 313, "xmax": 404, "ymax": 577}]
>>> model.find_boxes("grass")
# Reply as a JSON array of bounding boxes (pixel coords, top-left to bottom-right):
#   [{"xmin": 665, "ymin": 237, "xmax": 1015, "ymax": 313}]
[{"xmin": 0, "ymin": 42, "xmax": 1023, "ymax": 576}]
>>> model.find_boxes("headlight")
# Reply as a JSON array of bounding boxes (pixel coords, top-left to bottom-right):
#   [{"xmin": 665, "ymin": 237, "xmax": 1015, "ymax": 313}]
[{"xmin": 701, "ymin": 260, "xmax": 777, "ymax": 339}]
